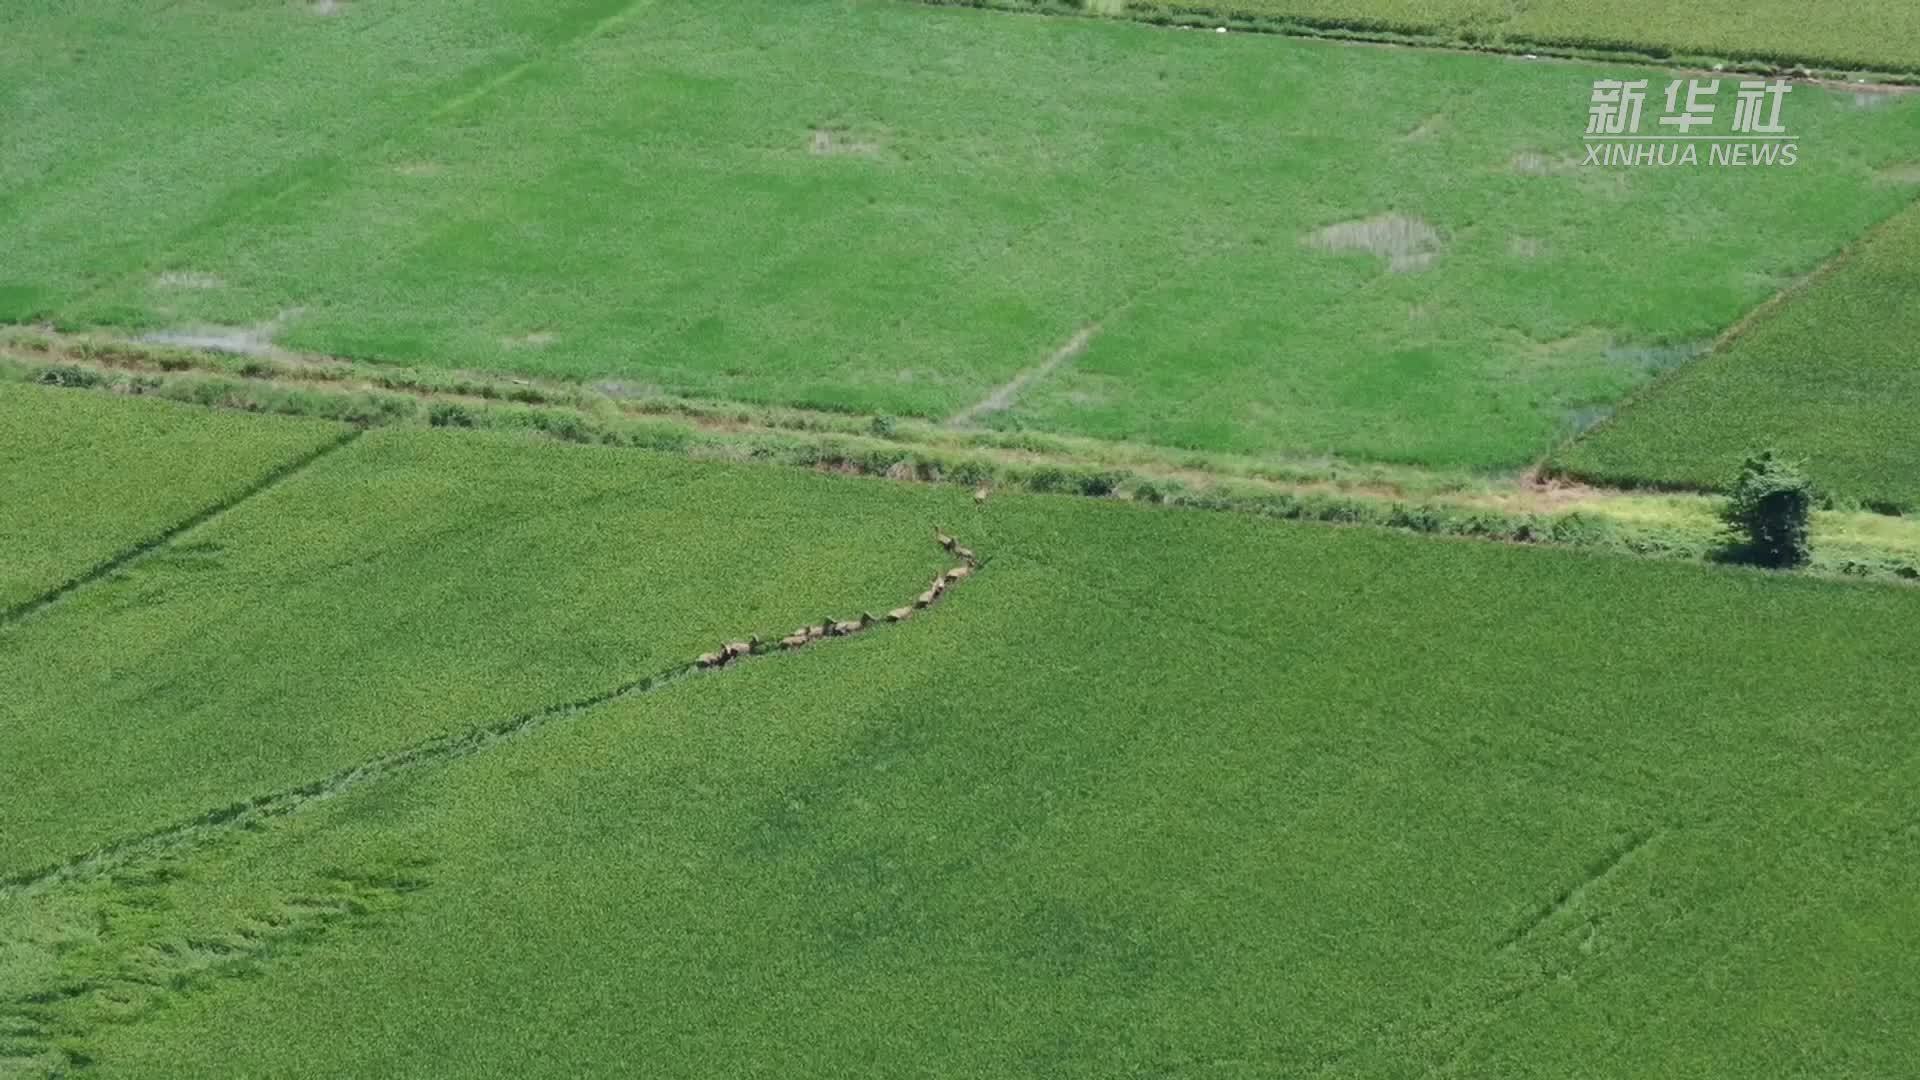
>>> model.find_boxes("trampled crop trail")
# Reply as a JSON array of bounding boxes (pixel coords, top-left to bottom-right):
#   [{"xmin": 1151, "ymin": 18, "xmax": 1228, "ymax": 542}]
[
  {"xmin": 0, "ymin": 528, "xmax": 988, "ymax": 901},
  {"xmin": 0, "ymin": 863, "xmax": 431, "ymax": 1077},
  {"xmin": 0, "ymin": 429, "xmax": 362, "ymax": 629}
]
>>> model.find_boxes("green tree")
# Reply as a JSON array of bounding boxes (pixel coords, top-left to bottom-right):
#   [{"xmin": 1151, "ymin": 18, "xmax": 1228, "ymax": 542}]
[{"xmin": 1722, "ymin": 450, "xmax": 1813, "ymax": 568}]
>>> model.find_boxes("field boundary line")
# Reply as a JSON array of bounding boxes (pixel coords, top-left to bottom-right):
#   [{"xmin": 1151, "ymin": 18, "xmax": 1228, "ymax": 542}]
[
  {"xmin": 432, "ymin": 0, "xmax": 655, "ymax": 120},
  {"xmin": 9, "ymin": 338, "xmax": 1920, "ymax": 585},
  {"xmin": 0, "ymin": 533, "xmax": 988, "ymax": 899},
  {"xmin": 0, "ymin": 428, "xmax": 363, "ymax": 630}
]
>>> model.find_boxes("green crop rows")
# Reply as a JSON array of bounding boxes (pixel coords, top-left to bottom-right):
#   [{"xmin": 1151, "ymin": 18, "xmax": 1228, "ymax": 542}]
[
  {"xmin": 4, "ymin": 0, "xmax": 1919, "ymax": 469},
  {"xmin": 7, "ymin": 1, "xmax": 1920, "ymax": 1075},
  {"xmin": 5, "ymin": 429, "xmax": 1918, "ymax": 1076}
]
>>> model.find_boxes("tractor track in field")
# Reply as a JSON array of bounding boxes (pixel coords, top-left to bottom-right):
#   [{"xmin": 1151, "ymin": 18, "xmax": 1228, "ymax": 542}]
[
  {"xmin": 0, "ymin": 531, "xmax": 987, "ymax": 901},
  {"xmin": 0, "ymin": 429, "xmax": 363, "ymax": 629},
  {"xmin": 1494, "ymin": 827, "xmax": 1660, "ymax": 952}
]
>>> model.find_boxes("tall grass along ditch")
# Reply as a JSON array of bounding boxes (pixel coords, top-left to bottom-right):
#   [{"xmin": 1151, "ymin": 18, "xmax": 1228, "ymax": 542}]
[{"xmin": 6, "ymin": 332, "xmax": 1918, "ymax": 586}]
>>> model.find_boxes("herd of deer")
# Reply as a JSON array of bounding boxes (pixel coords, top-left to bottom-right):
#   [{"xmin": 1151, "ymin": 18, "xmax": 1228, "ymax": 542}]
[{"xmin": 694, "ymin": 527, "xmax": 980, "ymax": 670}]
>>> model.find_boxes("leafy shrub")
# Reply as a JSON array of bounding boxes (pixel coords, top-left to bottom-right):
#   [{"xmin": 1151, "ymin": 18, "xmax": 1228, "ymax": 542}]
[
  {"xmin": 946, "ymin": 459, "xmax": 995, "ymax": 488},
  {"xmin": 428, "ymin": 402, "xmax": 476, "ymax": 429},
  {"xmin": 1546, "ymin": 511, "xmax": 1615, "ymax": 547},
  {"xmin": 1025, "ymin": 466, "xmax": 1074, "ymax": 494},
  {"xmin": 531, "ymin": 412, "xmax": 593, "ymax": 444},
  {"xmin": 35, "ymin": 365, "xmax": 102, "ymax": 389},
  {"xmin": 1076, "ymin": 470, "xmax": 1125, "ymax": 497},
  {"xmin": 856, "ymin": 447, "xmax": 908, "ymax": 474},
  {"xmin": 1720, "ymin": 450, "xmax": 1813, "ymax": 568}
]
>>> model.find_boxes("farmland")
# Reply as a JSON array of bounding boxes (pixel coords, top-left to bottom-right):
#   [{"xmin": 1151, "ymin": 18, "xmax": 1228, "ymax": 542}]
[
  {"xmin": 6, "ymin": 0, "xmax": 1920, "ymax": 1076},
  {"xmin": 0, "ymin": 415, "xmax": 962, "ymax": 877},
  {"xmin": 1555, "ymin": 198, "xmax": 1920, "ymax": 510},
  {"xmin": 5, "ymin": 451, "xmax": 1919, "ymax": 1076},
  {"xmin": 1054, "ymin": 0, "xmax": 1920, "ymax": 74},
  {"xmin": 4, "ymin": 0, "xmax": 1920, "ymax": 467}
]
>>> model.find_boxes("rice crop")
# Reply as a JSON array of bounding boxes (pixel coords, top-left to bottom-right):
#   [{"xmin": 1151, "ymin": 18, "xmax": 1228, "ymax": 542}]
[
  {"xmin": 6, "ymin": 461, "xmax": 1918, "ymax": 1077},
  {"xmin": 1555, "ymin": 197, "xmax": 1920, "ymax": 511},
  {"xmin": 4, "ymin": 0, "xmax": 1917, "ymax": 468},
  {"xmin": 0, "ymin": 384, "xmax": 348, "ymax": 615}
]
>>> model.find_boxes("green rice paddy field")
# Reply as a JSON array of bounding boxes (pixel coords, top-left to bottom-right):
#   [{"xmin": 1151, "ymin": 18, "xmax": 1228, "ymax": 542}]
[
  {"xmin": 1556, "ymin": 197, "xmax": 1920, "ymax": 510},
  {"xmin": 7, "ymin": 1, "xmax": 1920, "ymax": 1075},
  {"xmin": 0, "ymin": 402, "xmax": 957, "ymax": 876},
  {"xmin": 0, "ymin": 387, "xmax": 346, "ymax": 614},
  {"xmin": 4, "ymin": 392, "xmax": 1920, "ymax": 1076},
  {"xmin": 4, "ymin": 0, "xmax": 1919, "ymax": 470}
]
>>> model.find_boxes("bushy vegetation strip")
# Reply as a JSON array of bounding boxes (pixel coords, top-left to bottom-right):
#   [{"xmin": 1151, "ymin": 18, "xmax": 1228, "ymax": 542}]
[
  {"xmin": 8, "ymin": 335, "xmax": 1919, "ymax": 586},
  {"xmin": 0, "ymin": 330, "xmax": 1462, "ymax": 495},
  {"xmin": 939, "ymin": 0, "xmax": 1920, "ymax": 80}
]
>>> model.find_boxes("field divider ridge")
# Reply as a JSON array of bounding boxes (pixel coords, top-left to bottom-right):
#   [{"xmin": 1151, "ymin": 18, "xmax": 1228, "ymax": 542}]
[
  {"xmin": 6, "ymin": 330, "xmax": 1920, "ymax": 585},
  {"xmin": 0, "ymin": 428, "xmax": 364, "ymax": 630}
]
